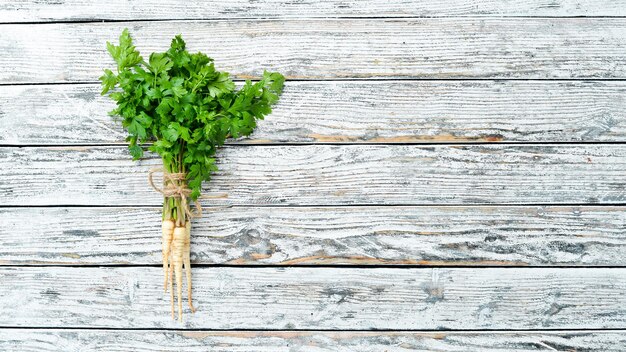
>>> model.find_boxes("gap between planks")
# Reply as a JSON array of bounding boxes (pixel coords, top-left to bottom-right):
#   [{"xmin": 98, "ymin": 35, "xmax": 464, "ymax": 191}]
[
  {"xmin": 1, "ymin": 327, "xmax": 626, "ymax": 332},
  {"xmin": 5, "ymin": 15, "xmax": 626, "ymax": 26}
]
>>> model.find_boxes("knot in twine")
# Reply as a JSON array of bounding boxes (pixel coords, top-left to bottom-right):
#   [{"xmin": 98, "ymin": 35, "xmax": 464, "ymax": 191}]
[{"xmin": 148, "ymin": 167, "xmax": 202, "ymax": 219}]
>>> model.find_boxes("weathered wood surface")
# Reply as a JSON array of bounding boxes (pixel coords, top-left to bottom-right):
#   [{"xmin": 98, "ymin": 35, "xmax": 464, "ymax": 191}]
[
  {"xmin": 3, "ymin": 19, "xmax": 626, "ymax": 84},
  {"xmin": 2, "ymin": 266, "xmax": 626, "ymax": 329},
  {"xmin": 1, "ymin": 145, "xmax": 624, "ymax": 206},
  {"xmin": 2, "ymin": 0, "xmax": 626, "ymax": 344},
  {"xmin": 3, "ymin": 81, "xmax": 626, "ymax": 145},
  {"xmin": 2, "ymin": 329, "xmax": 626, "ymax": 352},
  {"xmin": 1, "ymin": 206, "xmax": 625, "ymax": 266},
  {"xmin": 4, "ymin": 0, "xmax": 626, "ymax": 23}
]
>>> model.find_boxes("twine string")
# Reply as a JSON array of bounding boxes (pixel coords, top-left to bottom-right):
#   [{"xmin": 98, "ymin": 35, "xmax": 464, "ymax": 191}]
[{"xmin": 148, "ymin": 167, "xmax": 202, "ymax": 219}]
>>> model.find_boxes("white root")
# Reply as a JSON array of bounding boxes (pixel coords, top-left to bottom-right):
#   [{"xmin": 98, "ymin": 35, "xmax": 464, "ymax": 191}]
[
  {"xmin": 169, "ymin": 254, "xmax": 174, "ymax": 320},
  {"xmin": 184, "ymin": 221, "xmax": 195, "ymax": 313},
  {"xmin": 171, "ymin": 226, "xmax": 186, "ymax": 321},
  {"xmin": 161, "ymin": 212, "xmax": 195, "ymax": 320},
  {"xmin": 161, "ymin": 219, "xmax": 175, "ymax": 291}
]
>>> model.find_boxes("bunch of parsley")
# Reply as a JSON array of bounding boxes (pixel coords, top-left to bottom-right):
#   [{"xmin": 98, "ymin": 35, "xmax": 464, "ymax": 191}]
[{"xmin": 100, "ymin": 29, "xmax": 284, "ymax": 205}]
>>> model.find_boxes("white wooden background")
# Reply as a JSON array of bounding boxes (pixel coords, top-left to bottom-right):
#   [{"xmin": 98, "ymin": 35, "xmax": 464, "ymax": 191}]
[{"xmin": 1, "ymin": 1, "xmax": 626, "ymax": 351}]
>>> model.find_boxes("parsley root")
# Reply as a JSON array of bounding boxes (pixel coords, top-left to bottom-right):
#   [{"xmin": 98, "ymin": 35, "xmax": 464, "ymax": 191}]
[
  {"xmin": 100, "ymin": 29, "xmax": 284, "ymax": 321},
  {"xmin": 171, "ymin": 226, "xmax": 186, "ymax": 322},
  {"xmin": 184, "ymin": 221, "xmax": 195, "ymax": 313},
  {"xmin": 166, "ymin": 221, "xmax": 196, "ymax": 322},
  {"xmin": 161, "ymin": 219, "xmax": 175, "ymax": 291}
]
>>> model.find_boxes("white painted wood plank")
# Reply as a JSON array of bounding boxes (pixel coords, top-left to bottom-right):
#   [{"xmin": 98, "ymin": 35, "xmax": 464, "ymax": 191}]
[
  {"xmin": 1, "ymin": 206, "xmax": 624, "ymax": 266},
  {"xmin": 2, "ymin": 81, "xmax": 626, "ymax": 145},
  {"xmin": 4, "ymin": 0, "xmax": 626, "ymax": 22},
  {"xmin": 2, "ymin": 267, "xmax": 626, "ymax": 329},
  {"xmin": 2, "ymin": 329, "xmax": 625, "ymax": 351},
  {"xmin": 1, "ymin": 145, "xmax": 624, "ymax": 206},
  {"xmin": 2, "ymin": 19, "xmax": 626, "ymax": 83}
]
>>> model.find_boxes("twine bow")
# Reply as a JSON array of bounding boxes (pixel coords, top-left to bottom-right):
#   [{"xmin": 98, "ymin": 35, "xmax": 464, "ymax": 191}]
[{"xmin": 148, "ymin": 167, "xmax": 202, "ymax": 219}]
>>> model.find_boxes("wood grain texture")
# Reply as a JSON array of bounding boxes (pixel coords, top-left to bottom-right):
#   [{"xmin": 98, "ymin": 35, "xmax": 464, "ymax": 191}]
[
  {"xmin": 3, "ymin": 2, "xmax": 626, "ymax": 340},
  {"xmin": 1, "ymin": 206, "xmax": 625, "ymax": 266},
  {"xmin": 4, "ymin": 0, "xmax": 626, "ymax": 22},
  {"xmin": 2, "ymin": 19, "xmax": 626, "ymax": 84},
  {"xmin": 2, "ymin": 266, "xmax": 626, "ymax": 329},
  {"xmin": 3, "ymin": 81, "xmax": 626, "ymax": 145},
  {"xmin": 2, "ymin": 329, "xmax": 626, "ymax": 352},
  {"xmin": 1, "ymin": 145, "xmax": 624, "ymax": 206}
]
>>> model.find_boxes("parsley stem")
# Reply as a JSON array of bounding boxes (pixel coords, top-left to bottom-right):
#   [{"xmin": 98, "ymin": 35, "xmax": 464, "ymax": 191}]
[{"xmin": 190, "ymin": 71, "xmax": 209, "ymax": 94}]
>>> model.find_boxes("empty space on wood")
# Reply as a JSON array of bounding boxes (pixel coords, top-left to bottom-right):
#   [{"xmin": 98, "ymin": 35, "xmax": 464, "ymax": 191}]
[
  {"xmin": 2, "ymin": 266, "xmax": 626, "ymax": 330},
  {"xmin": 3, "ymin": 329, "xmax": 626, "ymax": 351},
  {"xmin": 1, "ymin": 206, "xmax": 624, "ymax": 266},
  {"xmin": 2, "ymin": 81, "xmax": 626, "ymax": 144},
  {"xmin": 4, "ymin": 0, "xmax": 626, "ymax": 22},
  {"xmin": 1, "ymin": 145, "xmax": 625, "ymax": 206},
  {"xmin": 2, "ymin": 19, "xmax": 626, "ymax": 83}
]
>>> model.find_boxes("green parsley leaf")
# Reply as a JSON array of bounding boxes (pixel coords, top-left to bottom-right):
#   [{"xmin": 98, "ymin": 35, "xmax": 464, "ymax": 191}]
[{"xmin": 101, "ymin": 29, "xmax": 285, "ymax": 200}]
